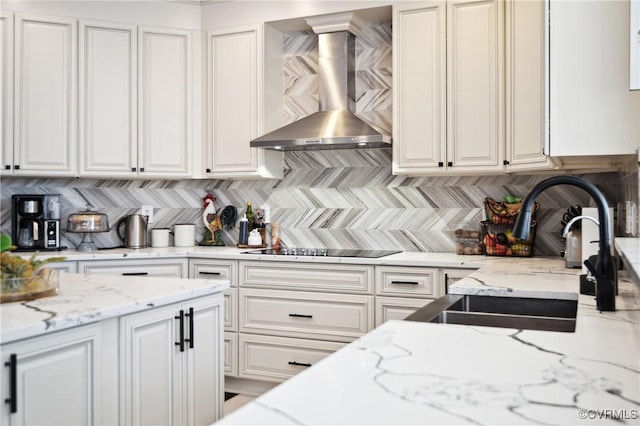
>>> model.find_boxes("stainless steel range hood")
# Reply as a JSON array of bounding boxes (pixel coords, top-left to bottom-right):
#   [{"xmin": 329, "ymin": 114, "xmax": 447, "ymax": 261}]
[{"xmin": 251, "ymin": 29, "xmax": 391, "ymax": 151}]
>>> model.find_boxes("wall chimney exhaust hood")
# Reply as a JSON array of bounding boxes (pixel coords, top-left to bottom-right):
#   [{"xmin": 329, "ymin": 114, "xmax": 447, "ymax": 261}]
[{"xmin": 251, "ymin": 13, "xmax": 392, "ymax": 151}]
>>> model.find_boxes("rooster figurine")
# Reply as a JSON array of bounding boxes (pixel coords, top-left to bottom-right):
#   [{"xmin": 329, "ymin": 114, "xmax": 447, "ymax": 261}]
[{"xmin": 200, "ymin": 193, "xmax": 225, "ymax": 246}]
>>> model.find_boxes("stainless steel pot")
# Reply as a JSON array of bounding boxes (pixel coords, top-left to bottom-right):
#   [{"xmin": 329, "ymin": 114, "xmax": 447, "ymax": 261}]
[{"xmin": 117, "ymin": 214, "xmax": 148, "ymax": 249}]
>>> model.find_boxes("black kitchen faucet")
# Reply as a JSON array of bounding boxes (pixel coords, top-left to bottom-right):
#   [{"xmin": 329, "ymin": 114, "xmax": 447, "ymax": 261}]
[{"xmin": 513, "ymin": 176, "xmax": 616, "ymax": 312}]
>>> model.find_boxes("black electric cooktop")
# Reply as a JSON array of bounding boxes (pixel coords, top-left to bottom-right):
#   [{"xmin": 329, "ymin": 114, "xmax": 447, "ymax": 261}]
[{"xmin": 243, "ymin": 248, "xmax": 401, "ymax": 258}]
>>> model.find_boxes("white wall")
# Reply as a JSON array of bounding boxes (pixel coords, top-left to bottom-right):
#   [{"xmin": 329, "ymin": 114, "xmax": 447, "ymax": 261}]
[
  {"xmin": 2, "ymin": 1, "xmax": 202, "ymax": 29},
  {"xmin": 201, "ymin": 1, "xmax": 393, "ymax": 30}
]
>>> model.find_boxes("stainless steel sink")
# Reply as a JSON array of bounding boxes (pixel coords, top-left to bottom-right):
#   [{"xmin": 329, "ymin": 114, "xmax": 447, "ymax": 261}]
[{"xmin": 405, "ymin": 294, "xmax": 577, "ymax": 332}]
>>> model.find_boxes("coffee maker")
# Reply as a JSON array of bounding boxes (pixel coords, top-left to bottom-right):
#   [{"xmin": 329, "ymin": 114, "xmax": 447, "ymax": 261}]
[{"xmin": 11, "ymin": 194, "xmax": 63, "ymax": 251}]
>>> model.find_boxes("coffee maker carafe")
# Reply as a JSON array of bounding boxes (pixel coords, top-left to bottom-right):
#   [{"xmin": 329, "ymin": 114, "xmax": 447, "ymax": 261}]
[{"xmin": 11, "ymin": 194, "xmax": 62, "ymax": 251}]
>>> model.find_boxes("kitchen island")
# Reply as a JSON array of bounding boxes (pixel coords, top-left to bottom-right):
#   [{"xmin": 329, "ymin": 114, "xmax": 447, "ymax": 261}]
[
  {"xmin": 1, "ymin": 272, "xmax": 230, "ymax": 425},
  {"xmin": 217, "ymin": 257, "xmax": 640, "ymax": 425}
]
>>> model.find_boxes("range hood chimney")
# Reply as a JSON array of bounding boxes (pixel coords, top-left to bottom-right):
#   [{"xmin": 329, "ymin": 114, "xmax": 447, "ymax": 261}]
[{"xmin": 251, "ymin": 13, "xmax": 392, "ymax": 151}]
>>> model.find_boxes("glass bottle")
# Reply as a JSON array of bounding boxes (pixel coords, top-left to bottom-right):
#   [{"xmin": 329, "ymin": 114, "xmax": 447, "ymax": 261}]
[{"xmin": 245, "ymin": 202, "xmax": 255, "ymax": 230}]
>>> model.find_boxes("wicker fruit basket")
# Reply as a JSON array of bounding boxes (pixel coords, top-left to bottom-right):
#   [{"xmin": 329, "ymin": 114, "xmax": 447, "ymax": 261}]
[
  {"xmin": 484, "ymin": 198, "xmax": 538, "ymax": 225},
  {"xmin": 481, "ymin": 221, "xmax": 536, "ymax": 257}
]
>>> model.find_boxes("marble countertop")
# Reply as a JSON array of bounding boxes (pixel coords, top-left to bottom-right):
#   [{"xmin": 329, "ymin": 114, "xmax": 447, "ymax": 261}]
[
  {"xmin": 21, "ymin": 246, "xmax": 498, "ymax": 269},
  {"xmin": 615, "ymin": 238, "xmax": 640, "ymax": 285},
  {"xmin": 218, "ymin": 258, "xmax": 640, "ymax": 425},
  {"xmin": 0, "ymin": 272, "xmax": 230, "ymax": 344}
]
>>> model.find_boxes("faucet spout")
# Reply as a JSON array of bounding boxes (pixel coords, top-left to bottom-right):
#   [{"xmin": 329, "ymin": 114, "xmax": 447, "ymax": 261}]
[
  {"xmin": 513, "ymin": 176, "xmax": 615, "ymax": 311},
  {"xmin": 561, "ymin": 215, "xmax": 600, "ymax": 239}
]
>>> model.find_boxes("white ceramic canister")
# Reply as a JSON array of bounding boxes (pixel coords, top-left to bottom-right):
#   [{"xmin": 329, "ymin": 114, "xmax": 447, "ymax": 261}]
[
  {"xmin": 151, "ymin": 228, "xmax": 170, "ymax": 248},
  {"xmin": 174, "ymin": 223, "xmax": 195, "ymax": 247}
]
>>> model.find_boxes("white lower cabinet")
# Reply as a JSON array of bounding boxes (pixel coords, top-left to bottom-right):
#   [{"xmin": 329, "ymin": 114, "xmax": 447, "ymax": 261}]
[
  {"xmin": 224, "ymin": 332, "xmax": 238, "ymax": 377},
  {"xmin": 239, "ymin": 334, "xmax": 345, "ymax": 383},
  {"xmin": 49, "ymin": 261, "xmax": 77, "ymax": 273},
  {"xmin": 375, "ymin": 296, "xmax": 432, "ymax": 327},
  {"xmin": 78, "ymin": 258, "xmax": 188, "ymax": 278},
  {"xmin": 0, "ymin": 322, "xmax": 111, "ymax": 426},
  {"xmin": 236, "ymin": 260, "xmax": 374, "ymax": 385},
  {"xmin": 189, "ymin": 258, "xmax": 239, "ymax": 379},
  {"xmin": 119, "ymin": 294, "xmax": 224, "ymax": 426},
  {"xmin": 374, "ymin": 266, "xmax": 475, "ymax": 326},
  {"xmin": 239, "ymin": 288, "xmax": 374, "ymax": 343}
]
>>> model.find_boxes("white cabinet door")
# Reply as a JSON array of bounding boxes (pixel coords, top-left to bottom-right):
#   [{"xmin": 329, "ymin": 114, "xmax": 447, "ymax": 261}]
[
  {"xmin": 549, "ymin": 0, "xmax": 639, "ymax": 158},
  {"xmin": 183, "ymin": 296, "xmax": 224, "ymax": 426},
  {"xmin": 13, "ymin": 13, "xmax": 77, "ymax": 176},
  {"xmin": 120, "ymin": 303, "xmax": 182, "ymax": 426},
  {"xmin": 119, "ymin": 295, "xmax": 223, "ymax": 426},
  {"xmin": 392, "ymin": 2, "xmax": 447, "ymax": 175},
  {"xmin": 138, "ymin": 26, "xmax": 192, "ymax": 177},
  {"xmin": 206, "ymin": 25, "xmax": 282, "ymax": 179},
  {"xmin": 79, "ymin": 20, "xmax": 137, "ymax": 177},
  {"xmin": 0, "ymin": 11, "xmax": 13, "ymax": 176},
  {"xmin": 504, "ymin": 0, "xmax": 553, "ymax": 172},
  {"xmin": 392, "ymin": 0, "xmax": 504, "ymax": 176},
  {"xmin": 1, "ymin": 323, "xmax": 101, "ymax": 426},
  {"xmin": 447, "ymin": 0, "xmax": 504, "ymax": 173}
]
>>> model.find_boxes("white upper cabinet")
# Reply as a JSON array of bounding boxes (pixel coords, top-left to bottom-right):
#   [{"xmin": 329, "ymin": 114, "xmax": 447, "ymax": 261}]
[
  {"xmin": 0, "ymin": 12, "xmax": 13, "ymax": 176},
  {"xmin": 507, "ymin": 0, "xmax": 638, "ymax": 172},
  {"xmin": 504, "ymin": 0, "xmax": 553, "ymax": 172},
  {"xmin": 11, "ymin": 13, "xmax": 77, "ymax": 176},
  {"xmin": 548, "ymin": 0, "xmax": 638, "ymax": 161},
  {"xmin": 206, "ymin": 24, "xmax": 282, "ymax": 179},
  {"xmin": 79, "ymin": 23, "xmax": 193, "ymax": 178},
  {"xmin": 393, "ymin": 2, "xmax": 446, "ymax": 174},
  {"xmin": 393, "ymin": 0, "xmax": 504, "ymax": 176},
  {"xmin": 79, "ymin": 20, "xmax": 137, "ymax": 177},
  {"xmin": 447, "ymin": 0, "xmax": 504, "ymax": 173},
  {"xmin": 138, "ymin": 27, "xmax": 192, "ymax": 177}
]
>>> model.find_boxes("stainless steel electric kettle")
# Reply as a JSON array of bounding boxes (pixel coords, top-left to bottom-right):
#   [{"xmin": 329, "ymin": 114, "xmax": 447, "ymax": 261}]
[{"xmin": 117, "ymin": 214, "xmax": 149, "ymax": 248}]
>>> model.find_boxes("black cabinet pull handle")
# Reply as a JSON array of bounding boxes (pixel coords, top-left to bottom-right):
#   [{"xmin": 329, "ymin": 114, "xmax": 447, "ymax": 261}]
[
  {"xmin": 122, "ymin": 272, "xmax": 149, "ymax": 276},
  {"xmin": 206, "ymin": 168, "xmax": 211, "ymax": 173},
  {"xmin": 438, "ymin": 161, "xmax": 444, "ymax": 167},
  {"xmin": 447, "ymin": 161, "xmax": 453, "ymax": 167},
  {"xmin": 288, "ymin": 361, "xmax": 312, "ymax": 367},
  {"xmin": 4, "ymin": 165, "xmax": 10, "ymax": 170},
  {"xmin": 14, "ymin": 165, "xmax": 20, "ymax": 170},
  {"xmin": 4, "ymin": 353, "xmax": 17, "ymax": 413},
  {"xmin": 199, "ymin": 271, "xmax": 221, "ymax": 276},
  {"xmin": 391, "ymin": 280, "xmax": 419, "ymax": 285},
  {"xmin": 444, "ymin": 273, "xmax": 449, "ymax": 294},
  {"xmin": 175, "ymin": 310, "xmax": 185, "ymax": 352},
  {"xmin": 140, "ymin": 167, "xmax": 145, "ymax": 172},
  {"xmin": 289, "ymin": 313, "xmax": 313, "ymax": 318},
  {"xmin": 131, "ymin": 167, "xmax": 136, "ymax": 172},
  {"xmin": 503, "ymin": 160, "xmax": 510, "ymax": 166},
  {"xmin": 184, "ymin": 307, "xmax": 194, "ymax": 349}
]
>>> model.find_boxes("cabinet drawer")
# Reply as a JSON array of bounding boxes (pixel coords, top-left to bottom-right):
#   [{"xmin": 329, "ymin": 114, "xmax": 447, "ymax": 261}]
[
  {"xmin": 190, "ymin": 259, "xmax": 237, "ymax": 286},
  {"xmin": 238, "ymin": 334, "xmax": 344, "ymax": 383},
  {"xmin": 240, "ymin": 261, "xmax": 372, "ymax": 293},
  {"xmin": 375, "ymin": 266, "xmax": 440, "ymax": 298},
  {"xmin": 223, "ymin": 288, "xmax": 237, "ymax": 332},
  {"xmin": 224, "ymin": 332, "xmax": 238, "ymax": 377},
  {"xmin": 239, "ymin": 289, "xmax": 374, "ymax": 342},
  {"xmin": 49, "ymin": 261, "xmax": 77, "ymax": 273},
  {"xmin": 375, "ymin": 296, "xmax": 432, "ymax": 327},
  {"xmin": 78, "ymin": 259, "xmax": 188, "ymax": 278}
]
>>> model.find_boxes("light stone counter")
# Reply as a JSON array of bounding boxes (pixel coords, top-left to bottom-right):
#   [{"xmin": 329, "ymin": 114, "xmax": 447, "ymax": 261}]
[
  {"xmin": 0, "ymin": 272, "xmax": 230, "ymax": 344},
  {"xmin": 26, "ymin": 246, "xmax": 489, "ymax": 268},
  {"xmin": 217, "ymin": 258, "xmax": 640, "ymax": 425}
]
